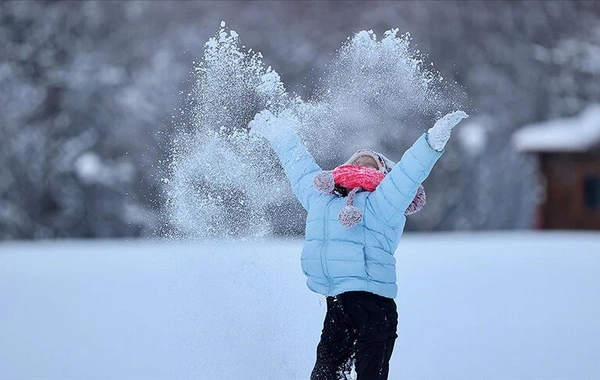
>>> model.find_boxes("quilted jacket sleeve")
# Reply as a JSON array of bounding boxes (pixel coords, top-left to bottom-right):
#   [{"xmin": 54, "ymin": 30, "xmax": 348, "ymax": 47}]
[
  {"xmin": 366, "ymin": 133, "xmax": 443, "ymax": 228},
  {"xmin": 254, "ymin": 123, "xmax": 323, "ymax": 211}
]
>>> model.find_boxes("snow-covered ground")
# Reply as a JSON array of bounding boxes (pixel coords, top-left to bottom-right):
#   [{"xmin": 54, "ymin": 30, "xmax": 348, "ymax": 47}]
[{"xmin": 1, "ymin": 232, "xmax": 599, "ymax": 380}]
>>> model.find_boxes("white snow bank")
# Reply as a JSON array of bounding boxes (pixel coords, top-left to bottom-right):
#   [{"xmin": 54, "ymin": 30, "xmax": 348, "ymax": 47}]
[
  {"xmin": 1, "ymin": 232, "xmax": 599, "ymax": 379},
  {"xmin": 513, "ymin": 104, "xmax": 600, "ymax": 152}
]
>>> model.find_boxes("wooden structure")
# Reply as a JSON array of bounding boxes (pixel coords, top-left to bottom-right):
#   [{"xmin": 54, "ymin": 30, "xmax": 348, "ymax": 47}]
[{"xmin": 513, "ymin": 105, "xmax": 600, "ymax": 230}]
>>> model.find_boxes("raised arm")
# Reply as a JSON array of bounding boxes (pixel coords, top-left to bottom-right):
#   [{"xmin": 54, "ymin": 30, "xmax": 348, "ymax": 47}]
[
  {"xmin": 249, "ymin": 110, "xmax": 323, "ymax": 210},
  {"xmin": 366, "ymin": 111, "xmax": 468, "ymax": 227}
]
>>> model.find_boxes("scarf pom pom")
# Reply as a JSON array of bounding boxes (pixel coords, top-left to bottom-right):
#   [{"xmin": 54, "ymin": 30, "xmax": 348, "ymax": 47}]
[
  {"xmin": 405, "ymin": 185, "xmax": 426, "ymax": 215},
  {"xmin": 313, "ymin": 171, "xmax": 335, "ymax": 193},
  {"xmin": 339, "ymin": 205, "xmax": 362, "ymax": 228}
]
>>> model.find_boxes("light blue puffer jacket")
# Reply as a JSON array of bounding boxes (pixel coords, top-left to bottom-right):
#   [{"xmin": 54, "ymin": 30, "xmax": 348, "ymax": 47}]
[{"xmin": 260, "ymin": 125, "xmax": 443, "ymax": 299}]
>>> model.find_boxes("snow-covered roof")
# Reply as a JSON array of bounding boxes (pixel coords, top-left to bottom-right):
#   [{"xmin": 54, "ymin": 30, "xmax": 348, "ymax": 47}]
[{"xmin": 513, "ymin": 104, "xmax": 600, "ymax": 152}]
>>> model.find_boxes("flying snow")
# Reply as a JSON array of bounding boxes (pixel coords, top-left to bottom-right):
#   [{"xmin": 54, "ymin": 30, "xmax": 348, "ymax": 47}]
[
  {"xmin": 165, "ymin": 22, "xmax": 461, "ymax": 239},
  {"xmin": 296, "ymin": 29, "xmax": 449, "ymax": 156}
]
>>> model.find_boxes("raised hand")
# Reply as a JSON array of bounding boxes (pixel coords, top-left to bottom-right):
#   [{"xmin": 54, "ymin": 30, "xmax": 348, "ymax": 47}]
[
  {"xmin": 426, "ymin": 110, "xmax": 469, "ymax": 151},
  {"xmin": 248, "ymin": 109, "xmax": 277, "ymax": 136}
]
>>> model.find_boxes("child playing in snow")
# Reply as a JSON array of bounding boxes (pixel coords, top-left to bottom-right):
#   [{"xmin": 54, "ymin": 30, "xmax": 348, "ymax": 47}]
[{"xmin": 249, "ymin": 109, "xmax": 468, "ymax": 380}]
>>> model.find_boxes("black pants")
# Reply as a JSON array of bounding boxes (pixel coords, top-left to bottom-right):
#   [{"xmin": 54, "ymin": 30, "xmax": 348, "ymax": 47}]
[{"xmin": 310, "ymin": 291, "xmax": 398, "ymax": 380}]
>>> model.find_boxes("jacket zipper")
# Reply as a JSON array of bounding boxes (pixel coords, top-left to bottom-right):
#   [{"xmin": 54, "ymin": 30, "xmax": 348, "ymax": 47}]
[{"xmin": 321, "ymin": 198, "xmax": 334, "ymax": 295}]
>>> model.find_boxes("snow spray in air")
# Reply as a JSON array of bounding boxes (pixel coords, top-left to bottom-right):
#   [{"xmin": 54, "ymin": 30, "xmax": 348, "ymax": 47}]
[
  {"xmin": 165, "ymin": 22, "xmax": 295, "ymax": 239},
  {"xmin": 165, "ymin": 23, "xmax": 459, "ymax": 239},
  {"xmin": 295, "ymin": 28, "xmax": 455, "ymax": 162}
]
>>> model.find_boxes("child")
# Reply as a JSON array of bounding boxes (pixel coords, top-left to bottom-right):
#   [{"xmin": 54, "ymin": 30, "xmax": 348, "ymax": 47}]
[{"xmin": 249, "ymin": 109, "xmax": 468, "ymax": 380}]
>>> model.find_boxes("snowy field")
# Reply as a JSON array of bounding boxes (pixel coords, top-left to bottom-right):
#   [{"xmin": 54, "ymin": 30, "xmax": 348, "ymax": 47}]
[{"xmin": 1, "ymin": 232, "xmax": 599, "ymax": 380}]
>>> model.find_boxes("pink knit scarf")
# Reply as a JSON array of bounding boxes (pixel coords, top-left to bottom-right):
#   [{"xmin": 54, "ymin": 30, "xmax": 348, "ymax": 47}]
[{"xmin": 331, "ymin": 165, "xmax": 386, "ymax": 192}]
